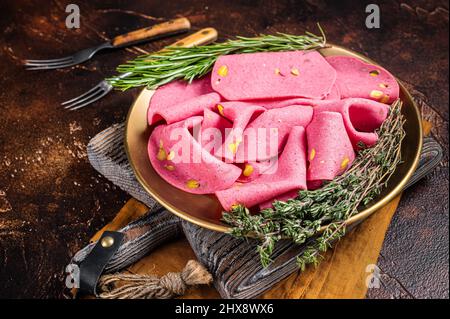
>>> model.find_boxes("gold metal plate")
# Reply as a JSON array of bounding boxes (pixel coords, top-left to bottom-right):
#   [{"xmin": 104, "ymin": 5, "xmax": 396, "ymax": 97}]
[{"xmin": 124, "ymin": 45, "xmax": 423, "ymax": 234}]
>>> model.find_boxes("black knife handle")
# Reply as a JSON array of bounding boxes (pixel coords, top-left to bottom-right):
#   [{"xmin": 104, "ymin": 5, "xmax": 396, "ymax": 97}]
[{"xmin": 71, "ymin": 207, "xmax": 182, "ymax": 275}]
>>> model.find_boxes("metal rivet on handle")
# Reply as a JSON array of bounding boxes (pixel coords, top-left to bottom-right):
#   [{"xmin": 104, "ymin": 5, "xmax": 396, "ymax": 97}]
[{"xmin": 101, "ymin": 236, "xmax": 114, "ymax": 248}]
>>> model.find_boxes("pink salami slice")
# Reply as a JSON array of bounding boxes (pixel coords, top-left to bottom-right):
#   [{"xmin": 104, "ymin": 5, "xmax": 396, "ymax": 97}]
[
  {"xmin": 251, "ymin": 86, "xmax": 339, "ymax": 107},
  {"xmin": 148, "ymin": 116, "xmax": 241, "ymax": 194},
  {"xmin": 326, "ymin": 56, "xmax": 399, "ymax": 104},
  {"xmin": 148, "ymin": 92, "xmax": 220, "ymax": 125},
  {"xmin": 214, "ymin": 102, "xmax": 265, "ymax": 161},
  {"xmin": 306, "ymin": 111, "xmax": 355, "ymax": 183},
  {"xmin": 201, "ymin": 108, "xmax": 232, "ymax": 131},
  {"xmin": 313, "ymin": 98, "xmax": 389, "ymax": 148},
  {"xmin": 235, "ymin": 105, "xmax": 313, "ymax": 162},
  {"xmin": 259, "ymin": 190, "xmax": 299, "ymax": 210},
  {"xmin": 236, "ymin": 160, "xmax": 277, "ymax": 183},
  {"xmin": 307, "ymin": 180, "xmax": 323, "ymax": 190},
  {"xmin": 325, "ymin": 84, "xmax": 341, "ymax": 100},
  {"xmin": 211, "ymin": 51, "xmax": 336, "ymax": 101},
  {"xmin": 200, "ymin": 108, "xmax": 232, "ymax": 155},
  {"xmin": 150, "ymin": 74, "xmax": 213, "ymax": 110},
  {"xmin": 243, "ymin": 97, "xmax": 313, "ymax": 110},
  {"xmin": 215, "ymin": 126, "xmax": 307, "ymax": 211}
]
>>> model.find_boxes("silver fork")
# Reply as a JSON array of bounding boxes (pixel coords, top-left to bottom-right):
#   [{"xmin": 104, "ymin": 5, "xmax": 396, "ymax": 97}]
[
  {"xmin": 25, "ymin": 43, "xmax": 114, "ymax": 71},
  {"xmin": 61, "ymin": 28, "xmax": 219, "ymax": 110},
  {"xmin": 62, "ymin": 72, "xmax": 132, "ymax": 110},
  {"xmin": 24, "ymin": 18, "xmax": 191, "ymax": 70}
]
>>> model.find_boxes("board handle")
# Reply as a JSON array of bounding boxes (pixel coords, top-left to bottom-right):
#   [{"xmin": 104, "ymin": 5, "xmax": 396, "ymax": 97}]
[{"xmin": 112, "ymin": 17, "xmax": 191, "ymax": 48}]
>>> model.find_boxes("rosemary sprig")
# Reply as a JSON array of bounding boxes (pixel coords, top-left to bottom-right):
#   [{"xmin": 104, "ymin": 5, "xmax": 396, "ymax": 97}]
[
  {"xmin": 108, "ymin": 25, "xmax": 327, "ymax": 90},
  {"xmin": 223, "ymin": 99, "xmax": 406, "ymax": 268}
]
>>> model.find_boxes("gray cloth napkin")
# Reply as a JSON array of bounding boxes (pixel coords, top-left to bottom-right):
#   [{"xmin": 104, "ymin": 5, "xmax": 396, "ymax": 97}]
[{"xmin": 87, "ymin": 122, "xmax": 159, "ymax": 208}]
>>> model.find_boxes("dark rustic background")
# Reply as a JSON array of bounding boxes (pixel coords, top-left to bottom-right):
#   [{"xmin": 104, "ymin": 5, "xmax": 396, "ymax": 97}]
[{"xmin": 0, "ymin": 0, "xmax": 448, "ymax": 299}]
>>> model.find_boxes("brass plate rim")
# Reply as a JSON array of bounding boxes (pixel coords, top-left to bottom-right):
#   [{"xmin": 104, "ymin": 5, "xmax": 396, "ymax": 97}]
[{"xmin": 124, "ymin": 44, "xmax": 423, "ymax": 235}]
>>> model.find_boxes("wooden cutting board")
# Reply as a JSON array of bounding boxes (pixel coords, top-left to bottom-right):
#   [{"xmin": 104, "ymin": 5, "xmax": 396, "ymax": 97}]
[{"xmin": 89, "ymin": 122, "xmax": 432, "ymax": 299}]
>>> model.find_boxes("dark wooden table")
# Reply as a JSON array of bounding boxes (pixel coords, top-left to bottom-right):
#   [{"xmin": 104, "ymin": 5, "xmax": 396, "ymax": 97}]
[{"xmin": 0, "ymin": 0, "xmax": 448, "ymax": 299}]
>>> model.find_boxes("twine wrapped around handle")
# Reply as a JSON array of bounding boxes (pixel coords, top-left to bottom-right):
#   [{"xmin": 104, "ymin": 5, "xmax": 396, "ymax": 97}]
[{"xmin": 97, "ymin": 260, "xmax": 213, "ymax": 299}]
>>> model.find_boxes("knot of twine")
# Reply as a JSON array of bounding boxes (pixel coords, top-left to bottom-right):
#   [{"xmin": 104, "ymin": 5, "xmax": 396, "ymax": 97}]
[{"xmin": 97, "ymin": 260, "xmax": 213, "ymax": 299}]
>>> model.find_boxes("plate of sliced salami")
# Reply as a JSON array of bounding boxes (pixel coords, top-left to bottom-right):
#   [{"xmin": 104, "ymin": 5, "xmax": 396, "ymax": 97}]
[{"xmin": 124, "ymin": 44, "xmax": 422, "ymax": 233}]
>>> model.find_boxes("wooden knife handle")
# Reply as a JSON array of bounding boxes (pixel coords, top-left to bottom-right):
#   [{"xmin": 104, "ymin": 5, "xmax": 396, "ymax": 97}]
[
  {"xmin": 134, "ymin": 28, "xmax": 218, "ymax": 64},
  {"xmin": 112, "ymin": 17, "xmax": 191, "ymax": 48},
  {"xmin": 168, "ymin": 27, "xmax": 218, "ymax": 48}
]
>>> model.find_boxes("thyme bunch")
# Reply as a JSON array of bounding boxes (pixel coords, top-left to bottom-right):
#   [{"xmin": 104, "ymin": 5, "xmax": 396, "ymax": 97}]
[
  {"xmin": 108, "ymin": 26, "xmax": 326, "ymax": 90},
  {"xmin": 223, "ymin": 99, "xmax": 406, "ymax": 268}
]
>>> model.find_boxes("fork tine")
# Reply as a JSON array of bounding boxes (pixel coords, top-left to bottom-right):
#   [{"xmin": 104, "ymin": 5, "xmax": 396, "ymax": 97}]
[
  {"xmin": 24, "ymin": 60, "xmax": 73, "ymax": 67},
  {"xmin": 63, "ymin": 86, "xmax": 108, "ymax": 109},
  {"xmin": 25, "ymin": 57, "xmax": 73, "ymax": 64},
  {"xmin": 26, "ymin": 61, "xmax": 76, "ymax": 70},
  {"xmin": 63, "ymin": 89, "xmax": 104, "ymax": 109},
  {"xmin": 24, "ymin": 59, "xmax": 74, "ymax": 67},
  {"xmin": 24, "ymin": 56, "xmax": 75, "ymax": 69},
  {"xmin": 66, "ymin": 90, "xmax": 110, "ymax": 111},
  {"xmin": 61, "ymin": 85, "xmax": 102, "ymax": 105}
]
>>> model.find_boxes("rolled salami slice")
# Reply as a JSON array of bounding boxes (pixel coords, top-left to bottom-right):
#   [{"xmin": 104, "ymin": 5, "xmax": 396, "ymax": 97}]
[
  {"xmin": 235, "ymin": 105, "xmax": 313, "ymax": 162},
  {"xmin": 258, "ymin": 190, "xmax": 299, "ymax": 210},
  {"xmin": 242, "ymin": 97, "xmax": 313, "ymax": 110},
  {"xmin": 215, "ymin": 126, "xmax": 307, "ymax": 211},
  {"xmin": 148, "ymin": 116, "xmax": 241, "ymax": 194},
  {"xmin": 306, "ymin": 111, "xmax": 355, "ymax": 183},
  {"xmin": 201, "ymin": 108, "xmax": 232, "ymax": 131},
  {"xmin": 307, "ymin": 180, "xmax": 324, "ymax": 190},
  {"xmin": 325, "ymin": 84, "xmax": 341, "ymax": 100},
  {"xmin": 214, "ymin": 101, "xmax": 265, "ymax": 162},
  {"xmin": 313, "ymin": 98, "xmax": 389, "ymax": 148},
  {"xmin": 211, "ymin": 50, "xmax": 336, "ymax": 101},
  {"xmin": 149, "ymin": 74, "xmax": 213, "ymax": 109},
  {"xmin": 200, "ymin": 108, "xmax": 232, "ymax": 155},
  {"xmin": 326, "ymin": 56, "xmax": 399, "ymax": 104},
  {"xmin": 236, "ymin": 160, "xmax": 277, "ymax": 183},
  {"xmin": 148, "ymin": 92, "xmax": 220, "ymax": 125}
]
